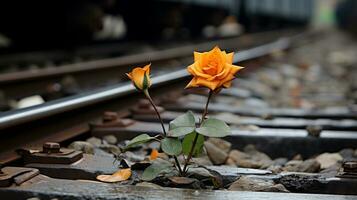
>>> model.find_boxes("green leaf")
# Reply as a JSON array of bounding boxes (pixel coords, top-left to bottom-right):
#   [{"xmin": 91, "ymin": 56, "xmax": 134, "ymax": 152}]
[
  {"xmin": 196, "ymin": 118, "xmax": 231, "ymax": 137},
  {"xmin": 182, "ymin": 132, "xmax": 204, "ymax": 157},
  {"xmin": 125, "ymin": 134, "xmax": 154, "ymax": 150},
  {"xmin": 161, "ymin": 138, "xmax": 182, "ymax": 156},
  {"xmin": 168, "ymin": 111, "xmax": 196, "ymax": 137},
  {"xmin": 141, "ymin": 160, "xmax": 173, "ymax": 181}
]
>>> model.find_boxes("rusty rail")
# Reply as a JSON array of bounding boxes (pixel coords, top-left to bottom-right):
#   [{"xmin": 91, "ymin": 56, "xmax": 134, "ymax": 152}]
[
  {"xmin": 0, "ymin": 30, "xmax": 294, "ymax": 83},
  {"xmin": 0, "ymin": 38, "xmax": 291, "ymax": 130},
  {"xmin": 0, "ymin": 29, "xmax": 300, "ymax": 100}
]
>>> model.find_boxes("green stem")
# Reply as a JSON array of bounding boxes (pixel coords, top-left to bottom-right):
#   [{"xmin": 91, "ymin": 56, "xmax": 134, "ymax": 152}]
[
  {"xmin": 200, "ymin": 90, "xmax": 213, "ymax": 124},
  {"xmin": 144, "ymin": 90, "xmax": 166, "ymax": 136},
  {"xmin": 182, "ymin": 90, "xmax": 213, "ymax": 174},
  {"xmin": 143, "ymin": 89, "xmax": 183, "ymax": 175},
  {"xmin": 174, "ymin": 156, "xmax": 183, "ymax": 175}
]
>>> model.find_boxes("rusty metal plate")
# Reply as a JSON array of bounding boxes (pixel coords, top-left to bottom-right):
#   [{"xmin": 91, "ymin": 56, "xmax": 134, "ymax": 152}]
[
  {"xmin": 21, "ymin": 148, "xmax": 83, "ymax": 164},
  {"xmin": 0, "ymin": 167, "xmax": 40, "ymax": 187},
  {"xmin": 25, "ymin": 154, "xmax": 119, "ymax": 180}
]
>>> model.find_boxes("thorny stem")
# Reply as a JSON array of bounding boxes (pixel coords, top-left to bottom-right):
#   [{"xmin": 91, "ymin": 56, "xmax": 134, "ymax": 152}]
[
  {"xmin": 143, "ymin": 89, "xmax": 183, "ymax": 175},
  {"xmin": 182, "ymin": 90, "xmax": 213, "ymax": 174}
]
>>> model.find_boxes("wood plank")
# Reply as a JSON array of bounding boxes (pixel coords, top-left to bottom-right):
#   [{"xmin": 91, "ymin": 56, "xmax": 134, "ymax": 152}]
[
  {"xmin": 164, "ymin": 102, "xmax": 357, "ymax": 119},
  {"xmin": 2, "ymin": 178, "xmax": 356, "ymax": 200},
  {"xmin": 133, "ymin": 111, "xmax": 357, "ymax": 131}
]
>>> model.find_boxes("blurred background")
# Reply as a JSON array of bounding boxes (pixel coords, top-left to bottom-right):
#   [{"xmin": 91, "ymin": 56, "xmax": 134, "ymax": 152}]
[
  {"xmin": 0, "ymin": 0, "xmax": 315, "ymax": 50},
  {"xmin": 0, "ymin": 0, "xmax": 356, "ymax": 111}
]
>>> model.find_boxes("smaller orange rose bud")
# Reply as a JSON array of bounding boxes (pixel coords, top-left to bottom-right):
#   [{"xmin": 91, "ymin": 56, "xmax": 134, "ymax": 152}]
[{"xmin": 126, "ymin": 64, "xmax": 152, "ymax": 91}]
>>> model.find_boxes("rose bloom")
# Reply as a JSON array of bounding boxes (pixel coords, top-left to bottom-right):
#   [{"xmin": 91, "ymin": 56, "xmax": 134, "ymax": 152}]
[
  {"xmin": 186, "ymin": 46, "xmax": 243, "ymax": 91},
  {"xmin": 126, "ymin": 64, "xmax": 151, "ymax": 91}
]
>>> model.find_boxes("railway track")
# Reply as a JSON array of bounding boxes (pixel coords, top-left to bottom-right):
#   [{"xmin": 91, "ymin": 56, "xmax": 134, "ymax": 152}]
[
  {"xmin": 0, "ymin": 29, "xmax": 301, "ymax": 107},
  {"xmin": 0, "ymin": 29, "xmax": 356, "ymax": 199},
  {"xmin": 0, "ymin": 34, "xmax": 294, "ymax": 162}
]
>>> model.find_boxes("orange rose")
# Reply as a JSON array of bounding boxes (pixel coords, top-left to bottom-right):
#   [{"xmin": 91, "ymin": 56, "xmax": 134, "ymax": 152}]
[
  {"xmin": 126, "ymin": 64, "xmax": 151, "ymax": 91},
  {"xmin": 186, "ymin": 46, "xmax": 243, "ymax": 91}
]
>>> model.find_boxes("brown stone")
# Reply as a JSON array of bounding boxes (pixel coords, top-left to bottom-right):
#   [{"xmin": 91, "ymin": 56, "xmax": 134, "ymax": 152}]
[
  {"xmin": 229, "ymin": 176, "xmax": 289, "ymax": 192},
  {"xmin": 283, "ymin": 159, "xmax": 320, "ymax": 173},
  {"xmin": 103, "ymin": 135, "xmax": 118, "ymax": 145},
  {"xmin": 204, "ymin": 141, "xmax": 228, "ymax": 165},
  {"xmin": 292, "ymin": 154, "xmax": 303, "ymax": 161},
  {"xmin": 228, "ymin": 150, "xmax": 263, "ymax": 169},
  {"xmin": 206, "ymin": 138, "xmax": 232, "ymax": 153},
  {"xmin": 225, "ymin": 157, "xmax": 236, "ymax": 166},
  {"xmin": 243, "ymin": 145, "xmax": 273, "ymax": 168},
  {"xmin": 68, "ymin": 141, "xmax": 94, "ymax": 154},
  {"xmin": 86, "ymin": 137, "xmax": 102, "ymax": 147},
  {"xmin": 316, "ymin": 153, "xmax": 343, "ymax": 169},
  {"xmin": 192, "ymin": 156, "xmax": 213, "ymax": 166}
]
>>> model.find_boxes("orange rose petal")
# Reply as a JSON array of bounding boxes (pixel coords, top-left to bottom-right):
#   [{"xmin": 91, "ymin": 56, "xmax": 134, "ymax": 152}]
[
  {"xmin": 194, "ymin": 52, "xmax": 203, "ymax": 62},
  {"xmin": 96, "ymin": 168, "xmax": 132, "ymax": 183},
  {"xmin": 188, "ymin": 64, "xmax": 212, "ymax": 78},
  {"xmin": 195, "ymin": 78, "xmax": 220, "ymax": 91},
  {"xmin": 215, "ymin": 47, "xmax": 227, "ymax": 67},
  {"xmin": 223, "ymin": 81, "xmax": 232, "ymax": 88},
  {"xmin": 143, "ymin": 64, "xmax": 152, "ymax": 87},
  {"xmin": 229, "ymin": 64, "xmax": 244, "ymax": 74},
  {"xmin": 222, "ymin": 78, "xmax": 234, "ymax": 88},
  {"xmin": 133, "ymin": 70, "xmax": 145, "ymax": 89},
  {"xmin": 203, "ymin": 66, "xmax": 217, "ymax": 76},
  {"xmin": 185, "ymin": 78, "xmax": 198, "ymax": 89},
  {"xmin": 211, "ymin": 46, "xmax": 221, "ymax": 54},
  {"xmin": 143, "ymin": 63, "xmax": 151, "ymax": 73},
  {"xmin": 200, "ymin": 52, "xmax": 210, "ymax": 67},
  {"xmin": 208, "ymin": 68, "xmax": 229, "ymax": 81},
  {"xmin": 220, "ymin": 73, "xmax": 235, "ymax": 86},
  {"xmin": 226, "ymin": 52, "xmax": 234, "ymax": 63}
]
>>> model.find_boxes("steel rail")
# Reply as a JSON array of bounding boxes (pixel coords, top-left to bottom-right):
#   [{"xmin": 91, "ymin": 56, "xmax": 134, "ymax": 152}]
[
  {"xmin": 0, "ymin": 38, "xmax": 291, "ymax": 130},
  {"xmin": 0, "ymin": 29, "xmax": 295, "ymax": 83}
]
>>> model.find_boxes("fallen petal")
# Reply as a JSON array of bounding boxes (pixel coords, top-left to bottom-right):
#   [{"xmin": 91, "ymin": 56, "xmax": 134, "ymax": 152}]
[
  {"xmin": 96, "ymin": 168, "xmax": 132, "ymax": 183},
  {"xmin": 150, "ymin": 149, "xmax": 159, "ymax": 160}
]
